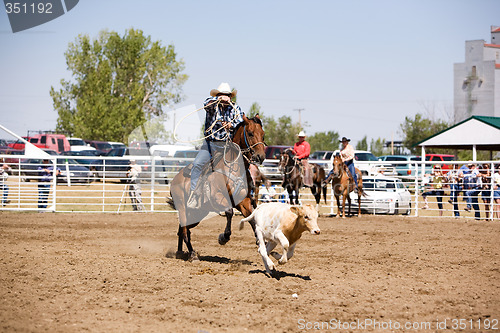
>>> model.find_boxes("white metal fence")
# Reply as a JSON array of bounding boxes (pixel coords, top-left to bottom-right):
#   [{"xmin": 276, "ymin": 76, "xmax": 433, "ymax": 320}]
[{"xmin": 0, "ymin": 154, "xmax": 498, "ymax": 220}]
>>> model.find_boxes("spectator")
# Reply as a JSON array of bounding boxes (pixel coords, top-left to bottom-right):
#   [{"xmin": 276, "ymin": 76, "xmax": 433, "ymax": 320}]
[
  {"xmin": 422, "ymin": 165, "xmax": 445, "ymax": 216},
  {"xmin": 459, "ymin": 161, "xmax": 472, "ymax": 203},
  {"xmin": 494, "ymin": 165, "xmax": 500, "ymax": 219},
  {"xmin": 447, "ymin": 164, "xmax": 463, "ymax": 218},
  {"xmin": 37, "ymin": 159, "xmax": 61, "ymax": 210},
  {"xmin": 479, "ymin": 163, "xmax": 492, "ymax": 219},
  {"xmin": 464, "ymin": 164, "xmax": 481, "ymax": 220},
  {"xmin": 259, "ymin": 184, "xmax": 277, "ymax": 203},
  {"xmin": 1, "ymin": 158, "xmax": 12, "ymax": 206},
  {"xmin": 127, "ymin": 160, "xmax": 142, "ymax": 184},
  {"xmin": 126, "ymin": 160, "xmax": 143, "ymax": 211}
]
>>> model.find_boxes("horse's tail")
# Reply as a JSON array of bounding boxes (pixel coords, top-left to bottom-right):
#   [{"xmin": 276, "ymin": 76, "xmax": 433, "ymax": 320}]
[
  {"xmin": 359, "ymin": 187, "xmax": 368, "ymax": 198},
  {"xmin": 166, "ymin": 195, "xmax": 176, "ymax": 209},
  {"xmin": 239, "ymin": 208, "xmax": 258, "ymax": 230}
]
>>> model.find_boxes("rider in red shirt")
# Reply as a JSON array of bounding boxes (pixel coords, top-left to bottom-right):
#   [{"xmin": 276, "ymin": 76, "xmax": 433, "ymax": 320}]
[{"xmin": 293, "ymin": 131, "xmax": 313, "ymax": 186}]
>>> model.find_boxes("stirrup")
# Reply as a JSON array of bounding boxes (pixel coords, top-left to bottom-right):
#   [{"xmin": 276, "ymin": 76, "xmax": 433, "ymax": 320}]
[{"xmin": 186, "ymin": 191, "xmax": 200, "ymax": 209}]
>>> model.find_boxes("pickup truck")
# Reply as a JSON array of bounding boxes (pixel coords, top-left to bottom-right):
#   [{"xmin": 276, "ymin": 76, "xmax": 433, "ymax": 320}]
[
  {"xmin": 8, "ymin": 134, "xmax": 70, "ymax": 153},
  {"xmin": 309, "ymin": 149, "xmax": 397, "ymax": 177}
]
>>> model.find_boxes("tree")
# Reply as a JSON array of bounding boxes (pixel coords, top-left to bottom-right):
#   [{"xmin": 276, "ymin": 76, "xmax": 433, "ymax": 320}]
[
  {"xmin": 255, "ymin": 112, "xmax": 302, "ymax": 146},
  {"xmin": 264, "ymin": 115, "xmax": 298, "ymax": 145},
  {"xmin": 399, "ymin": 113, "xmax": 449, "ymax": 154},
  {"xmin": 51, "ymin": 28, "xmax": 188, "ymax": 143},
  {"xmin": 356, "ymin": 136, "xmax": 368, "ymax": 151},
  {"xmin": 246, "ymin": 102, "xmax": 261, "ymax": 118},
  {"xmin": 370, "ymin": 137, "xmax": 388, "ymax": 157},
  {"xmin": 308, "ymin": 131, "xmax": 340, "ymax": 152}
]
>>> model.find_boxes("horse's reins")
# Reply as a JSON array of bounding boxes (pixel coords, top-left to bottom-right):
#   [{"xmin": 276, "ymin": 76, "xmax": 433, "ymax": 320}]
[
  {"xmin": 240, "ymin": 123, "xmax": 266, "ymax": 160},
  {"xmin": 280, "ymin": 150, "xmax": 299, "ymax": 176},
  {"xmin": 332, "ymin": 157, "xmax": 348, "ymax": 180}
]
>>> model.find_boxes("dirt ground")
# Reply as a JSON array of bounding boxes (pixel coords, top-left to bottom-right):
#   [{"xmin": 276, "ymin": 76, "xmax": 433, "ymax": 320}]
[{"xmin": 0, "ymin": 211, "xmax": 499, "ymax": 332}]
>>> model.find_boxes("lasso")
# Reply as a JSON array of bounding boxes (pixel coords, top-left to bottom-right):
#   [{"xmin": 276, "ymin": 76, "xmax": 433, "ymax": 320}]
[{"xmin": 173, "ymin": 99, "xmax": 242, "ymax": 144}]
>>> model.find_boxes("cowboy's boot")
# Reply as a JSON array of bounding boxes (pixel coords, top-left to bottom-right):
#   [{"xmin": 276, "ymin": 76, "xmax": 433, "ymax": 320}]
[
  {"xmin": 323, "ymin": 172, "xmax": 333, "ymax": 187},
  {"xmin": 345, "ymin": 165, "xmax": 355, "ymax": 189}
]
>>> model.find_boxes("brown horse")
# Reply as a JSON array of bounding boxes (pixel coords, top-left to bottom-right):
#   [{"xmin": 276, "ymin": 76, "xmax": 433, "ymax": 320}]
[
  {"xmin": 169, "ymin": 115, "xmax": 266, "ymax": 260},
  {"xmin": 328, "ymin": 155, "xmax": 364, "ymax": 218},
  {"xmin": 278, "ymin": 148, "xmax": 327, "ymax": 207}
]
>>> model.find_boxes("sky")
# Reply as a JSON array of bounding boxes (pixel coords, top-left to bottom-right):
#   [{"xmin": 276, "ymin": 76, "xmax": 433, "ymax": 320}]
[{"xmin": 1, "ymin": 0, "xmax": 499, "ymax": 147}]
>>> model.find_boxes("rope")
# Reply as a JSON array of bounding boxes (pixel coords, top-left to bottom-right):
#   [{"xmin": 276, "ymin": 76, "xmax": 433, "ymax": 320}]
[
  {"xmin": 223, "ymin": 140, "xmax": 242, "ymax": 167},
  {"xmin": 280, "ymin": 151, "xmax": 298, "ymax": 176},
  {"xmin": 173, "ymin": 99, "xmax": 242, "ymax": 144}
]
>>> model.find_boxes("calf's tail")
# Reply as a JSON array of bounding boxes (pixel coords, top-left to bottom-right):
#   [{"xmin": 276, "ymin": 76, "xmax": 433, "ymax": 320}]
[{"xmin": 239, "ymin": 209, "xmax": 257, "ymax": 230}]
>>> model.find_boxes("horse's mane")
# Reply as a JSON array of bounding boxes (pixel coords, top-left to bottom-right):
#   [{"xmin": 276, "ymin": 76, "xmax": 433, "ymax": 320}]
[
  {"xmin": 285, "ymin": 148, "xmax": 295, "ymax": 159},
  {"xmin": 233, "ymin": 115, "xmax": 263, "ymax": 134}
]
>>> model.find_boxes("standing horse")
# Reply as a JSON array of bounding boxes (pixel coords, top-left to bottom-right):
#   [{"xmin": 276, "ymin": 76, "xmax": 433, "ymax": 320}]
[
  {"xmin": 278, "ymin": 148, "xmax": 327, "ymax": 207},
  {"xmin": 328, "ymin": 155, "xmax": 364, "ymax": 218},
  {"xmin": 169, "ymin": 115, "xmax": 266, "ymax": 260}
]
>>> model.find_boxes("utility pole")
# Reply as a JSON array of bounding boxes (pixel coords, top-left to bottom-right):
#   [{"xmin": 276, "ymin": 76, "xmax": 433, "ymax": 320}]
[{"xmin": 293, "ymin": 108, "xmax": 305, "ymax": 128}]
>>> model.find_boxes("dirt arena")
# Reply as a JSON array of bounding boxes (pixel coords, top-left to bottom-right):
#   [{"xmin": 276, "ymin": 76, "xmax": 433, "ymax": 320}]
[{"xmin": 1, "ymin": 211, "xmax": 499, "ymax": 332}]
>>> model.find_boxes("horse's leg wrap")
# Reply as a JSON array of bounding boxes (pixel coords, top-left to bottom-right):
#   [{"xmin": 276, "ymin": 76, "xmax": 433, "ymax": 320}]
[{"xmin": 218, "ymin": 209, "xmax": 233, "ymax": 245}]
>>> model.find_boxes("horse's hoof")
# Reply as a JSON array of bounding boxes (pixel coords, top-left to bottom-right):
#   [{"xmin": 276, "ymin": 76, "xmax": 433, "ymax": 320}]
[
  {"xmin": 175, "ymin": 251, "xmax": 186, "ymax": 260},
  {"xmin": 218, "ymin": 233, "xmax": 229, "ymax": 245},
  {"xmin": 188, "ymin": 252, "xmax": 199, "ymax": 261}
]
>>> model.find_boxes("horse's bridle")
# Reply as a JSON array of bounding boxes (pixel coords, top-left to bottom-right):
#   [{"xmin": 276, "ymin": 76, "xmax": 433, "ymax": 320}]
[
  {"xmin": 279, "ymin": 149, "xmax": 299, "ymax": 176},
  {"xmin": 239, "ymin": 124, "xmax": 266, "ymax": 162},
  {"xmin": 331, "ymin": 157, "xmax": 344, "ymax": 179}
]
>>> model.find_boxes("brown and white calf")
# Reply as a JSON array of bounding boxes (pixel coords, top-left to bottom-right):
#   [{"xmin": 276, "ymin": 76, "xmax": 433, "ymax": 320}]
[{"xmin": 240, "ymin": 202, "xmax": 320, "ymax": 275}]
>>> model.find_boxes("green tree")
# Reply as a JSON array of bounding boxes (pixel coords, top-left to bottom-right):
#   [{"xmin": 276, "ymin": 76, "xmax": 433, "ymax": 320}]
[
  {"xmin": 246, "ymin": 102, "xmax": 261, "ymax": 118},
  {"xmin": 399, "ymin": 113, "xmax": 449, "ymax": 154},
  {"xmin": 308, "ymin": 131, "xmax": 340, "ymax": 152},
  {"xmin": 260, "ymin": 114, "xmax": 302, "ymax": 146},
  {"xmin": 51, "ymin": 28, "xmax": 188, "ymax": 143},
  {"xmin": 356, "ymin": 136, "xmax": 368, "ymax": 151},
  {"xmin": 370, "ymin": 137, "xmax": 388, "ymax": 157}
]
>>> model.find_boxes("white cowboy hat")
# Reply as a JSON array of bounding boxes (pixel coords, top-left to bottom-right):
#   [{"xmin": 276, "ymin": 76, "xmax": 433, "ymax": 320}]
[
  {"xmin": 210, "ymin": 82, "xmax": 237, "ymax": 98},
  {"xmin": 297, "ymin": 131, "xmax": 306, "ymax": 137}
]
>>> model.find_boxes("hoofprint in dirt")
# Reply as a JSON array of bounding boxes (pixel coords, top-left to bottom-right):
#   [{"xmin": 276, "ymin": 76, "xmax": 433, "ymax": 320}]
[{"xmin": 0, "ymin": 212, "xmax": 498, "ymax": 332}]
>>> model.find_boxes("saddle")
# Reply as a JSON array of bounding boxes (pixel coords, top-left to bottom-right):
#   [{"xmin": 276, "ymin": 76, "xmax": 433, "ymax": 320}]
[
  {"xmin": 344, "ymin": 164, "xmax": 358, "ymax": 189},
  {"xmin": 298, "ymin": 160, "xmax": 313, "ymax": 187},
  {"xmin": 184, "ymin": 146, "xmax": 248, "ymax": 207}
]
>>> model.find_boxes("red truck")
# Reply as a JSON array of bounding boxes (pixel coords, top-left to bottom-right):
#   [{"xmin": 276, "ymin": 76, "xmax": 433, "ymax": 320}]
[
  {"xmin": 425, "ymin": 154, "xmax": 456, "ymax": 173},
  {"xmin": 9, "ymin": 134, "xmax": 70, "ymax": 154}
]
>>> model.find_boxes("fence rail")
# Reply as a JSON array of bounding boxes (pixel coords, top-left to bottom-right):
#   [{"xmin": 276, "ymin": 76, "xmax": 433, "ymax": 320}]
[{"xmin": 0, "ymin": 154, "xmax": 498, "ymax": 220}]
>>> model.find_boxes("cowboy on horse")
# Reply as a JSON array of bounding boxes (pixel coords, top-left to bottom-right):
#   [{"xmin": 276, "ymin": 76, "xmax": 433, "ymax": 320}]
[
  {"xmin": 187, "ymin": 82, "xmax": 245, "ymax": 209},
  {"xmin": 169, "ymin": 82, "xmax": 266, "ymax": 260},
  {"xmin": 324, "ymin": 136, "xmax": 358, "ymax": 188},
  {"xmin": 292, "ymin": 131, "xmax": 313, "ymax": 187}
]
